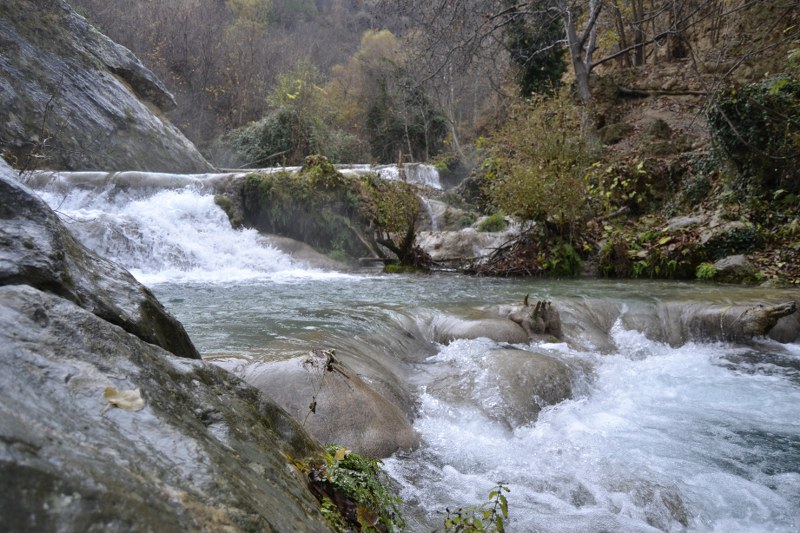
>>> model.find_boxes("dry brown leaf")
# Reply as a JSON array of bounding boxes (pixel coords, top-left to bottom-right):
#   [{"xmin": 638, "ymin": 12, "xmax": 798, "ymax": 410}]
[{"xmin": 101, "ymin": 387, "xmax": 145, "ymax": 414}]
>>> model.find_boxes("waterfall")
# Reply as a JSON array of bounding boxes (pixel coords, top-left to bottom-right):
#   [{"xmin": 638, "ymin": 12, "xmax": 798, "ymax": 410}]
[
  {"xmin": 340, "ymin": 163, "xmax": 443, "ymax": 189},
  {"xmin": 419, "ymin": 195, "xmax": 440, "ymax": 231},
  {"xmin": 25, "ymin": 172, "xmax": 351, "ymax": 285}
]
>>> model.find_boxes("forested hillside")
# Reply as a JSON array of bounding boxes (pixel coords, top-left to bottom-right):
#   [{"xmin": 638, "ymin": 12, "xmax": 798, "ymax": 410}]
[{"xmin": 69, "ymin": 0, "xmax": 800, "ymax": 283}]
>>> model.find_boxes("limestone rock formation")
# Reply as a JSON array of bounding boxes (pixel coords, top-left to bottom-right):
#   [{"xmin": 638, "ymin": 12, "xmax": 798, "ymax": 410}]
[
  {"xmin": 0, "ymin": 0, "xmax": 212, "ymax": 172},
  {"xmin": 430, "ymin": 314, "xmax": 530, "ymax": 345},
  {"xmin": 620, "ymin": 300, "xmax": 798, "ymax": 345},
  {"xmin": 0, "ymin": 285, "xmax": 328, "ymax": 533},
  {"xmin": 0, "ymin": 168, "xmax": 199, "ymax": 359},
  {"xmin": 215, "ymin": 350, "xmax": 419, "ymax": 458}
]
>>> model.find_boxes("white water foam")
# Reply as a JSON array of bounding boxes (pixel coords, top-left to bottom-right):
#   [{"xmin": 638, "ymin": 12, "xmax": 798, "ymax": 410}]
[
  {"xmin": 386, "ymin": 329, "xmax": 800, "ymax": 532},
  {"xmin": 36, "ymin": 185, "xmax": 354, "ymax": 285}
]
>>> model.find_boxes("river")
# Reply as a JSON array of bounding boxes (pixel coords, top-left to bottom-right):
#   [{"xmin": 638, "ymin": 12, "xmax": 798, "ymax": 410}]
[{"xmin": 30, "ymin": 173, "xmax": 800, "ymax": 532}]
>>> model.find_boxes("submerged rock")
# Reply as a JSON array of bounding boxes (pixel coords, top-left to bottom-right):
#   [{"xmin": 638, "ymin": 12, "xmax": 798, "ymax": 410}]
[
  {"xmin": 0, "ymin": 169, "xmax": 199, "ymax": 359},
  {"xmin": 0, "ymin": 0, "xmax": 211, "ymax": 172},
  {"xmin": 428, "ymin": 348, "xmax": 574, "ymax": 428},
  {"xmin": 215, "ymin": 350, "xmax": 419, "ymax": 458},
  {"xmin": 0, "ymin": 285, "xmax": 328, "ymax": 532}
]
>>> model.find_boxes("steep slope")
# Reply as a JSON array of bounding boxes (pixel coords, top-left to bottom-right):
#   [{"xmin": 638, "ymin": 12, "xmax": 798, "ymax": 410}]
[{"xmin": 0, "ymin": 0, "xmax": 212, "ymax": 172}]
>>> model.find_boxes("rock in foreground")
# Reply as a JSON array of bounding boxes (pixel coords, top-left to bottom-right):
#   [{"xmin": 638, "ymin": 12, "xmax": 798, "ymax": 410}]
[
  {"xmin": 215, "ymin": 350, "xmax": 419, "ymax": 458},
  {"xmin": 0, "ymin": 285, "xmax": 329, "ymax": 533},
  {"xmin": 0, "ymin": 168, "xmax": 199, "ymax": 359}
]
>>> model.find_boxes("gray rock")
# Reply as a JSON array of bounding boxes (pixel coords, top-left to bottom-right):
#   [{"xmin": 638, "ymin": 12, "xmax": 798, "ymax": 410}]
[
  {"xmin": 417, "ymin": 229, "xmax": 517, "ymax": 262},
  {"xmin": 712, "ymin": 254, "xmax": 759, "ymax": 283},
  {"xmin": 265, "ymin": 235, "xmax": 352, "ymax": 271},
  {"xmin": 430, "ymin": 314, "xmax": 530, "ymax": 345},
  {"xmin": 215, "ymin": 350, "xmax": 419, "ymax": 458},
  {"xmin": 428, "ymin": 348, "xmax": 573, "ymax": 428},
  {"xmin": 621, "ymin": 300, "xmax": 797, "ymax": 345},
  {"xmin": 699, "ymin": 219, "xmax": 760, "ymax": 259},
  {"xmin": 598, "ymin": 122, "xmax": 634, "ymax": 145},
  {"xmin": 0, "ymin": 168, "xmax": 199, "ymax": 359},
  {"xmin": 0, "ymin": 0, "xmax": 211, "ymax": 172},
  {"xmin": 0, "ymin": 284, "xmax": 328, "ymax": 533},
  {"xmin": 665, "ymin": 215, "xmax": 705, "ymax": 232}
]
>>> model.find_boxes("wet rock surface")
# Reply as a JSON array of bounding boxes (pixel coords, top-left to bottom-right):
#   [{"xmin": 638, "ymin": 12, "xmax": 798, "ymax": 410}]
[
  {"xmin": 427, "ymin": 348, "xmax": 574, "ymax": 428},
  {"xmin": 0, "ymin": 169, "xmax": 198, "ymax": 359},
  {"xmin": 0, "ymin": 285, "xmax": 328, "ymax": 533},
  {"xmin": 214, "ymin": 350, "xmax": 419, "ymax": 458},
  {"xmin": 0, "ymin": 159, "xmax": 332, "ymax": 532},
  {"xmin": 0, "ymin": 0, "xmax": 211, "ymax": 172}
]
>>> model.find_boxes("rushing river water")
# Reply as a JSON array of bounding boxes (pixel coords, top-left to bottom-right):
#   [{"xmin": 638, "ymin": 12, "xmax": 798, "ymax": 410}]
[{"xmin": 30, "ymin": 174, "xmax": 800, "ymax": 532}]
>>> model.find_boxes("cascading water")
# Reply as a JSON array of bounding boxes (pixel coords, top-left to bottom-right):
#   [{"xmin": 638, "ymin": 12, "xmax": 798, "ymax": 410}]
[
  {"xmin": 23, "ymin": 172, "xmax": 800, "ymax": 532},
  {"xmin": 29, "ymin": 173, "xmax": 350, "ymax": 285}
]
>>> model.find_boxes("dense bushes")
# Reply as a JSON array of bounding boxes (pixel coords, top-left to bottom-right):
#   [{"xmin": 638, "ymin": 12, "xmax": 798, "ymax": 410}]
[
  {"xmin": 481, "ymin": 91, "xmax": 590, "ymax": 234},
  {"xmin": 227, "ymin": 106, "xmax": 364, "ymax": 166},
  {"xmin": 707, "ymin": 75, "xmax": 800, "ymax": 195}
]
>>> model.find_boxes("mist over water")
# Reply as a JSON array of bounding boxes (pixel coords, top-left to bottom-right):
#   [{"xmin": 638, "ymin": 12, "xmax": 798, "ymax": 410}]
[{"xmin": 29, "ymin": 176, "xmax": 800, "ymax": 532}]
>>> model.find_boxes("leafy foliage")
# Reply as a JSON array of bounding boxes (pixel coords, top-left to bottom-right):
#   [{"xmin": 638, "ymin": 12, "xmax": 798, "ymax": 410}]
[
  {"xmin": 481, "ymin": 91, "xmax": 590, "ymax": 233},
  {"xmin": 695, "ymin": 262, "xmax": 717, "ymax": 281},
  {"xmin": 476, "ymin": 213, "xmax": 507, "ymax": 232},
  {"xmin": 303, "ymin": 446, "xmax": 405, "ymax": 533},
  {"xmin": 359, "ymin": 172, "xmax": 431, "ymax": 268},
  {"xmin": 543, "ymin": 243, "xmax": 582, "ymax": 277},
  {"xmin": 226, "ymin": 63, "xmax": 365, "ymax": 166},
  {"xmin": 326, "ymin": 30, "xmax": 448, "ymax": 163},
  {"xmin": 585, "ymin": 159, "xmax": 654, "ymax": 215},
  {"xmin": 706, "ymin": 75, "xmax": 800, "ymax": 196},
  {"xmin": 596, "ymin": 223, "xmax": 706, "ymax": 280},
  {"xmin": 444, "ymin": 482, "xmax": 510, "ymax": 533}
]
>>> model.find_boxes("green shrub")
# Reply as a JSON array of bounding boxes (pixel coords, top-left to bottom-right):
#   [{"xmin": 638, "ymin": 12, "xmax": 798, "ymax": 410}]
[
  {"xmin": 477, "ymin": 213, "xmax": 508, "ymax": 232},
  {"xmin": 481, "ymin": 90, "xmax": 589, "ymax": 233},
  {"xmin": 696, "ymin": 262, "xmax": 717, "ymax": 281},
  {"xmin": 444, "ymin": 483, "xmax": 510, "ymax": 533},
  {"xmin": 543, "ymin": 243, "xmax": 582, "ymax": 276},
  {"xmin": 288, "ymin": 445, "xmax": 405, "ymax": 533},
  {"xmin": 457, "ymin": 211, "xmax": 478, "ymax": 229},
  {"xmin": 706, "ymin": 75, "xmax": 800, "ymax": 196}
]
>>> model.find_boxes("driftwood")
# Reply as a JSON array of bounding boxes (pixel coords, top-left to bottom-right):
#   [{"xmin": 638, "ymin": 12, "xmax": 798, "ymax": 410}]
[
  {"xmin": 723, "ymin": 301, "xmax": 797, "ymax": 341},
  {"xmin": 506, "ymin": 295, "xmax": 563, "ymax": 341},
  {"xmin": 618, "ymin": 86, "xmax": 709, "ymax": 98}
]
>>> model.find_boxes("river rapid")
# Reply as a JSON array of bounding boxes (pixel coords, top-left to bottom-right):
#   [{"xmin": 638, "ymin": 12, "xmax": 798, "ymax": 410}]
[{"xmin": 30, "ymin": 174, "xmax": 800, "ymax": 532}]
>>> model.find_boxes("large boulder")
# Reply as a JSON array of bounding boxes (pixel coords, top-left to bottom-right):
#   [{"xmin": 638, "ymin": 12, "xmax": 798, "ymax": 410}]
[
  {"xmin": 712, "ymin": 254, "xmax": 760, "ymax": 284},
  {"xmin": 0, "ymin": 0, "xmax": 211, "ymax": 172},
  {"xmin": 417, "ymin": 229, "xmax": 515, "ymax": 262},
  {"xmin": 427, "ymin": 348, "xmax": 574, "ymax": 428},
  {"xmin": 0, "ymin": 168, "xmax": 199, "ymax": 359},
  {"xmin": 214, "ymin": 350, "xmax": 419, "ymax": 458},
  {"xmin": 0, "ymin": 284, "xmax": 329, "ymax": 533}
]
